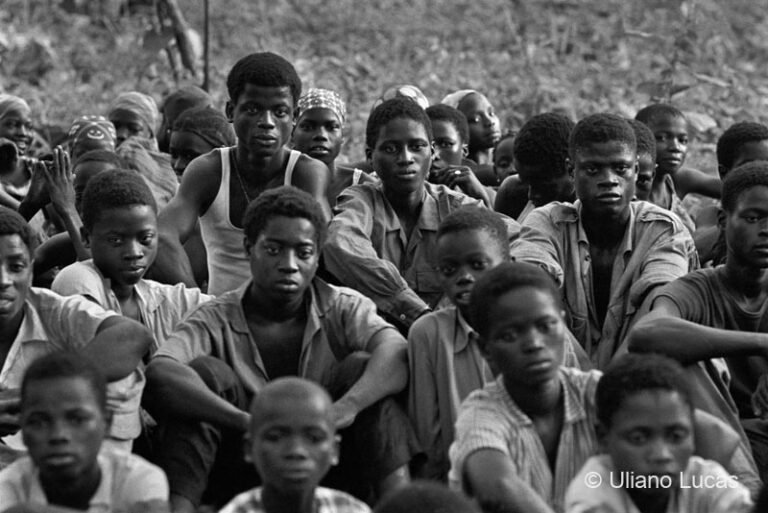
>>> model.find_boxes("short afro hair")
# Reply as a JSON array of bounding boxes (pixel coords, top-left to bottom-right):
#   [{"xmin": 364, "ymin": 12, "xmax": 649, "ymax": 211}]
[
  {"xmin": 721, "ymin": 161, "xmax": 768, "ymax": 213},
  {"xmin": 437, "ymin": 206, "xmax": 509, "ymax": 257},
  {"xmin": 597, "ymin": 353, "xmax": 693, "ymax": 429},
  {"xmin": 425, "ymin": 104, "xmax": 469, "ymax": 144},
  {"xmin": 635, "ymin": 103, "xmax": 686, "ymax": 126},
  {"xmin": 716, "ymin": 121, "xmax": 768, "ymax": 172},
  {"xmin": 0, "ymin": 206, "xmax": 35, "ymax": 253},
  {"xmin": 374, "ymin": 482, "xmax": 481, "ymax": 513},
  {"xmin": 570, "ymin": 113, "xmax": 636, "ymax": 158},
  {"xmin": 21, "ymin": 351, "xmax": 108, "ymax": 414},
  {"xmin": 81, "ymin": 169, "xmax": 157, "ymax": 230},
  {"xmin": 513, "ymin": 112, "xmax": 574, "ymax": 176},
  {"xmin": 226, "ymin": 52, "xmax": 302, "ymax": 105},
  {"xmin": 366, "ymin": 98, "xmax": 432, "ymax": 150},
  {"xmin": 72, "ymin": 149, "xmax": 125, "ymax": 172},
  {"xmin": 468, "ymin": 261, "xmax": 561, "ymax": 339},
  {"xmin": 242, "ymin": 186, "xmax": 327, "ymax": 247},
  {"xmin": 628, "ymin": 118, "xmax": 657, "ymax": 161}
]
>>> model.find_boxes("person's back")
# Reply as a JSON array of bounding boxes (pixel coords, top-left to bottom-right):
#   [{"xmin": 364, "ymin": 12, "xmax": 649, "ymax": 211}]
[{"xmin": 566, "ymin": 354, "xmax": 752, "ymax": 513}]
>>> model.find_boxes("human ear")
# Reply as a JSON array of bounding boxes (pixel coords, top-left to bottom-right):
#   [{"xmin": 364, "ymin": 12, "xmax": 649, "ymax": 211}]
[
  {"xmin": 331, "ymin": 434, "xmax": 341, "ymax": 466},
  {"xmin": 462, "ymin": 143, "xmax": 469, "ymax": 158},
  {"xmin": 565, "ymin": 158, "xmax": 574, "ymax": 178},
  {"xmin": 365, "ymin": 147, "xmax": 373, "ymax": 165},
  {"xmin": 243, "ymin": 434, "xmax": 253, "ymax": 463},
  {"xmin": 243, "ymin": 237, "xmax": 252, "ymax": 256},
  {"xmin": 717, "ymin": 208, "xmax": 726, "ymax": 230},
  {"xmin": 225, "ymin": 101, "xmax": 234, "ymax": 123},
  {"xmin": 81, "ymin": 227, "xmax": 92, "ymax": 249}
]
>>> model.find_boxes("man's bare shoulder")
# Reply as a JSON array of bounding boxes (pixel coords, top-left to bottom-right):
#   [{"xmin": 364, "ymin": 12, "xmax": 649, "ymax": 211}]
[{"xmin": 175, "ymin": 149, "xmax": 225, "ymax": 210}]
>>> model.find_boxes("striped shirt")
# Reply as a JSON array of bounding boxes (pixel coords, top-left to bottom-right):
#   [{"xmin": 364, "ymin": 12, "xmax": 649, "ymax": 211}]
[
  {"xmin": 449, "ymin": 367, "xmax": 602, "ymax": 513},
  {"xmin": 219, "ymin": 486, "xmax": 371, "ymax": 513}
]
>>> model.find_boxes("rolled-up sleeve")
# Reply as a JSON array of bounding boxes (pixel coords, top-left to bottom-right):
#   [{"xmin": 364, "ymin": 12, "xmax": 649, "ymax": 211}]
[
  {"xmin": 154, "ymin": 308, "xmax": 214, "ymax": 364},
  {"xmin": 509, "ymin": 209, "xmax": 564, "ymax": 286}
]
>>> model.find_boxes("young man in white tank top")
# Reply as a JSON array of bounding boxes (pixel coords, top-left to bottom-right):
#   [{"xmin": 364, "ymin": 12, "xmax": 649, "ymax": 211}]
[{"xmin": 153, "ymin": 52, "xmax": 331, "ymax": 295}]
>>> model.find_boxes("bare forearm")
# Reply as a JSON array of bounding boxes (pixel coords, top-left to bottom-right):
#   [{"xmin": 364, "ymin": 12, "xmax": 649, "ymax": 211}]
[
  {"xmin": 150, "ymin": 231, "xmax": 197, "ymax": 287},
  {"xmin": 629, "ymin": 315, "xmax": 768, "ymax": 364},
  {"xmin": 338, "ymin": 343, "xmax": 408, "ymax": 414},
  {"xmin": 145, "ymin": 358, "xmax": 249, "ymax": 432},
  {"xmin": 55, "ymin": 204, "xmax": 89, "ymax": 261},
  {"xmin": 465, "ymin": 453, "xmax": 555, "ymax": 513},
  {"xmin": 88, "ymin": 319, "xmax": 152, "ymax": 380}
]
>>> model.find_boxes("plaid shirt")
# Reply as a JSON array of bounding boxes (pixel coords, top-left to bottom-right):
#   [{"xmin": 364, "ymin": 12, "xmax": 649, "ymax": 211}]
[{"xmin": 219, "ymin": 487, "xmax": 371, "ymax": 513}]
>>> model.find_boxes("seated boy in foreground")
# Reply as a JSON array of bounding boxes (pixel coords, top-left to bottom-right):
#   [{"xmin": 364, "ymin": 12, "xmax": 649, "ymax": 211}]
[
  {"xmin": 219, "ymin": 377, "xmax": 370, "ymax": 513},
  {"xmin": 566, "ymin": 353, "xmax": 752, "ymax": 513},
  {"xmin": 145, "ymin": 187, "xmax": 416, "ymax": 511},
  {"xmin": 0, "ymin": 351, "xmax": 169, "ymax": 512}
]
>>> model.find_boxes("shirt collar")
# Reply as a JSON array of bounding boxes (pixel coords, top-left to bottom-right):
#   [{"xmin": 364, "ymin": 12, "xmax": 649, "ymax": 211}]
[
  {"xmin": 497, "ymin": 368, "xmax": 588, "ymax": 426},
  {"xmin": 454, "ymin": 307, "xmax": 478, "ymax": 354},
  {"xmin": 27, "ymin": 452, "xmax": 113, "ymax": 507},
  {"xmin": 575, "ymin": 200, "xmax": 637, "ymax": 256},
  {"xmin": 87, "ymin": 260, "xmax": 162, "ymax": 314}
]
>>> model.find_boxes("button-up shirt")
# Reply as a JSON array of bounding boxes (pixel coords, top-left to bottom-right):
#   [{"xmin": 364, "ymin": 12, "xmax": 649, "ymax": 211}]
[
  {"xmin": 324, "ymin": 182, "xmax": 518, "ymax": 327},
  {"xmin": 51, "ymin": 259, "xmax": 212, "ymax": 354},
  {"xmin": 510, "ymin": 200, "xmax": 697, "ymax": 369},
  {"xmin": 154, "ymin": 279, "xmax": 399, "ymax": 394}
]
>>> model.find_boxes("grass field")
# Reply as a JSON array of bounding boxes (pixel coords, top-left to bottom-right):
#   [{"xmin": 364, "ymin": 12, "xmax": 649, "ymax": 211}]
[{"xmin": 2, "ymin": 0, "xmax": 768, "ymax": 169}]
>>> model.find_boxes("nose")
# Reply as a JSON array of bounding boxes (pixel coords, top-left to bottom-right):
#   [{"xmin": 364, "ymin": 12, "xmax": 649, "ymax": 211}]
[
  {"xmin": 48, "ymin": 419, "xmax": 71, "ymax": 445},
  {"xmin": 172, "ymin": 156, "xmax": 189, "ymax": 176},
  {"xmin": 124, "ymin": 239, "xmax": 144, "ymax": 260},
  {"xmin": 313, "ymin": 127, "xmax": 329, "ymax": 141},
  {"xmin": 456, "ymin": 267, "xmax": 475, "ymax": 286},
  {"xmin": 279, "ymin": 250, "xmax": 299, "ymax": 272},
  {"xmin": 397, "ymin": 146, "xmax": 414, "ymax": 165},
  {"xmin": 0, "ymin": 263, "xmax": 14, "ymax": 287},
  {"xmin": 115, "ymin": 127, "xmax": 129, "ymax": 145},
  {"xmin": 520, "ymin": 326, "xmax": 547, "ymax": 352},
  {"xmin": 257, "ymin": 110, "xmax": 276, "ymax": 128},
  {"xmin": 648, "ymin": 439, "xmax": 674, "ymax": 465},
  {"xmin": 284, "ymin": 435, "xmax": 309, "ymax": 459}
]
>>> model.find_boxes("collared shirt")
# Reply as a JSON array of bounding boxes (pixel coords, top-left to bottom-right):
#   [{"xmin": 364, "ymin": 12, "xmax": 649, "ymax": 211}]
[
  {"xmin": 51, "ymin": 259, "xmax": 212, "ymax": 354},
  {"xmin": 1, "ymin": 288, "xmax": 142, "ymax": 445},
  {"xmin": 566, "ymin": 455, "xmax": 752, "ymax": 513},
  {"xmin": 510, "ymin": 200, "xmax": 696, "ymax": 369},
  {"xmin": 154, "ymin": 279, "xmax": 400, "ymax": 394},
  {"xmin": 449, "ymin": 368, "xmax": 602, "ymax": 513},
  {"xmin": 407, "ymin": 306, "xmax": 493, "ymax": 481},
  {"xmin": 220, "ymin": 486, "xmax": 371, "ymax": 513},
  {"xmin": 324, "ymin": 181, "xmax": 518, "ymax": 327},
  {"xmin": 0, "ymin": 448, "xmax": 169, "ymax": 510}
]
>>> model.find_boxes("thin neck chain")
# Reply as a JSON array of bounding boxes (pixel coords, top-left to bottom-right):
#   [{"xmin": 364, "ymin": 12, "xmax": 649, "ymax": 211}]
[{"xmin": 231, "ymin": 151, "xmax": 252, "ymax": 204}]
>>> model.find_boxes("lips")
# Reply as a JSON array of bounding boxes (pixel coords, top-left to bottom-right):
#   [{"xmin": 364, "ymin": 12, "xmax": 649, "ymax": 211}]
[
  {"xmin": 526, "ymin": 359, "xmax": 553, "ymax": 373},
  {"xmin": 43, "ymin": 453, "xmax": 77, "ymax": 467},
  {"xmin": 596, "ymin": 192, "xmax": 622, "ymax": 203}
]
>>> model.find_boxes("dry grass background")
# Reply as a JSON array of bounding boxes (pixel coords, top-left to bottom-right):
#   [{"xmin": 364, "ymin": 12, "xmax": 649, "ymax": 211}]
[{"xmin": 2, "ymin": 0, "xmax": 768, "ymax": 171}]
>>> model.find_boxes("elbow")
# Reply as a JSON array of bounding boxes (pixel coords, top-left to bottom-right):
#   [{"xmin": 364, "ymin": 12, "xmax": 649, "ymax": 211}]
[{"xmin": 627, "ymin": 318, "xmax": 669, "ymax": 355}]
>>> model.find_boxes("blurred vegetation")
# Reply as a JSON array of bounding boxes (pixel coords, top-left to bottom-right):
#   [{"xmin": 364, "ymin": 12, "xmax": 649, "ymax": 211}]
[{"xmin": 1, "ymin": 0, "xmax": 768, "ymax": 167}]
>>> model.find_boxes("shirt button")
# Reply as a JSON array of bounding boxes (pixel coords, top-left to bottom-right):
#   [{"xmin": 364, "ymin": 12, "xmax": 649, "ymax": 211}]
[{"xmin": 399, "ymin": 314, "xmax": 407, "ymax": 320}]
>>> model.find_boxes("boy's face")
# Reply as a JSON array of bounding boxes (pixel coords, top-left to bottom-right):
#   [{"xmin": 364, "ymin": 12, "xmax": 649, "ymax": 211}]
[
  {"xmin": 109, "ymin": 108, "xmax": 150, "ymax": 147},
  {"xmin": 21, "ymin": 376, "xmax": 107, "ymax": 487},
  {"xmin": 601, "ymin": 390, "xmax": 693, "ymax": 490},
  {"xmin": 459, "ymin": 93, "xmax": 501, "ymax": 151},
  {"xmin": 248, "ymin": 394, "xmax": 338, "ymax": 493},
  {"xmin": 572, "ymin": 141, "xmax": 637, "ymax": 219},
  {"xmin": 83, "ymin": 205, "xmax": 158, "ymax": 290},
  {"xmin": 246, "ymin": 216, "xmax": 319, "ymax": 304},
  {"xmin": 0, "ymin": 109, "xmax": 33, "ymax": 156},
  {"xmin": 226, "ymin": 84, "xmax": 294, "ymax": 160},
  {"xmin": 493, "ymin": 138, "xmax": 515, "ymax": 181},
  {"xmin": 481, "ymin": 286, "xmax": 566, "ymax": 387},
  {"xmin": 517, "ymin": 159, "xmax": 574, "ymax": 207},
  {"xmin": 722, "ymin": 185, "xmax": 768, "ymax": 269},
  {"xmin": 0, "ymin": 234, "xmax": 32, "ymax": 330},
  {"xmin": 73, "ymin": 162, "xmax": 113, "ymax": 214},
  {"xmin": 291, "ymin": 108, "xmax": 344, "ymax": 167},
  {"xmin": 169, "ymin": 130, "xmax": 216, "ymax": 179},
  {"xmin": 722, "ymin": 140, "xmax": 768, "ymax": 179},
  {"xmin": 430, "ymin": 119, "xmax": 466, "ymax": 172},
  {"xmin": 647, "ymin": 116, "xmax": 688, "ymax": 175},
  {"xmin": 436, "ymin": 229, "xmax": 506, "ymax": 315},
  {"xmin": 634, "ymin": 152, "xmax": 656, "ymax": 201},
  {"xmin": 367, "ymin": 117, "xmax": 432, "ymax": 197}
]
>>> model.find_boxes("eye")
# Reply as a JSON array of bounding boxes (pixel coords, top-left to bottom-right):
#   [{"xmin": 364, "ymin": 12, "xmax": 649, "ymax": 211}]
[
  {"xmin": 140, "ymin": 233, "xmax": 156, "ymax": 245},
  {"xmin": 678, "ymin": 136, "xmax": 689, "ymax": 145},
  {"xmin": 298, "ymin": 121, "xmax": 313, "ymax": 131},
  {"xmin": 108, "ymin": 236, "xmax": 123, "ymax": 246},
  {"xmin": 326, "ymin": 123, "xmax": 341, "ymax": 132},
  {"xmin": 264, "ymin": 245, "xmax": 280, "ymax": 256},
  {"xmin": 410, "ymin": 142, "xmax": 429, "ymax": 152},
  {"xmin": 614, "ymin": 164, "xmax": 633, "ymax": 175},
  {"xmin": 627, "ymin": 432, "xmax": 647, "ymax": 445},
  {"xmin": 274, "ymin": 107, "xmax": 291, "ymax": 118},
  {"xmin": 10, "ymin": 263, "xmax": 27, "ymax": 273},
  {"xmin": 471, "ymin": 260, "xmax": 488, "ymax": 270},
  {"xmin": 537, "ymin": 318, "xmax": 559, "ymax": 334},
  {"xmin": 668, "ymin": 428, "xmax": 689, "ymax": 444},
  {"xmin": 438, "ymin": 264, "xmax": 457, "ymax": 277},
  {"xmin": 381, "ymin": 144, "xmax": 397, "ymax": 154},
  {"xmin": 298, "ymin": 248, "xmax": 315, "ymax": 259},
  {"xmin": 745, "ymin": 215, "xmax": 760, "ymax": 224}
]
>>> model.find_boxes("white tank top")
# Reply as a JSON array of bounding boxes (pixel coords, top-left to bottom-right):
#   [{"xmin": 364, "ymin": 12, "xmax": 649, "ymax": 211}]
[{"xmin": 199, "ymin": 147, "xmax": 302, "ymax": 296}]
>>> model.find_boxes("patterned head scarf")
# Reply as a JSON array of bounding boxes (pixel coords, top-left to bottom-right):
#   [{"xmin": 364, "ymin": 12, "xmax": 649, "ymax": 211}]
[
  {"xmin": 440, "ymin": 89, "xmax": 479, "ymax": 110},
  {"xmin": 371, "ymin": 84, "xmax": 429, "ymax": 112},
  {"xmin": 297, "ymin": 88, "xmax": 346, "ymax": 125},
  {"xmin": 0, "ymin": 94, "xmax": 31, "ymax": 120},
  {"xmin": 108, "ymin": 92, "xmax": 159, "ymax": 137},
  {"xmin": 68, "ymin": 116, "xmax": 117, "ymax": 158},
  {"xmin": 173, "ymin": 105, "xmax": 236, "ymax": 148}
]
